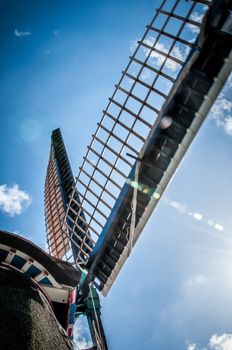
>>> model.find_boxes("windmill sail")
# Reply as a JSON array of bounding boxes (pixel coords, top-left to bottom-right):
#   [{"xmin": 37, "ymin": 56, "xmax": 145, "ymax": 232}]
[
  {"xmin": 45, "ymin": 129, "xmax": 72, "ymax": 259},
  {"xmin": 48, "ymin": 0, "xmax": 231, "ymax": 296},
  {"xmin": 45, "ymin": 129, "xmax": 92, "ymax": 262}
]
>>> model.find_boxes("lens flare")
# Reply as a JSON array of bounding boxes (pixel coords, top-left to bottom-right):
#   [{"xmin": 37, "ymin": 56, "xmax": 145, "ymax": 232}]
[
  {"xmin": 193, "ymin": 212, "xmax": 203, "ymax": 221},
  {"xmin": 20, "ymin": 119, "xmax": 43, "ymax": 142},
  {"xmin": 160, "ymin": 116, "xmax": 173, "ymax": 129},
  {"xmin": 214, "ymin": 223, "xmax": 224, "ymax": 231}
]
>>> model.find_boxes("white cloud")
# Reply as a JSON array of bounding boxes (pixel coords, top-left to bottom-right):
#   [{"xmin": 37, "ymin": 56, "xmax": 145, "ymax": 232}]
[
  {"xmin": 227, "ymin": 73, "xmax": 232, "ymax": 88},
  {"xmin": 129, "ymin": 39, "xmax": 138, "ymax": 52},
  {"xmin": 190, "ymin": 12, "xmax": 204, "ymax": 23},
  {"xmin": 14, "ymin": 28, "xmax": 31, "ymax": 37},
  {"xmin": 224, "ymin": 117, "xmax": 232, "ymax": 136},
  {"xmin": 209, "ymin": 334, "xmax": 232, "ymax": 350},
  {"xmin": 187, "ymin": 334, "xmax": 232, "ymax": 350},
  {"xmin": 75, "ymin": 338, "xmax": 92, "ymax": 349},
  {"xmin": 0, "ymin": 184, "xmax": 31, "ymax": 216},
  {"xmin": 74, "ymin": 318, "xmax": 93, "ymax": 349},
  {"xmin": 171, "ymin": 45, "xmax": 189, "ymax": 62},
  {"xmin": 186, "ymin": 23, "xmax": 200, "ymax": 35},
  {"xmin": 211, "ymin": 96, "xmax": 232, "ymax": 135},
  {"xmin": 143, "ymin": 37, "xmax": 189, "ymax": 72},
  {"xmin": 186, "ymin": 11, "xmax": 204, "ymax": 34},
  {"xmin": 210, "ymin": 73, "xmax": 232, "ymax": 136},
  {"xmin": 140, "ymin": 70, "xmax": 151, "ymax": 81},
  {"xmin": 187, "ymin": 343, "xmax": 198, "ymax": 350}
]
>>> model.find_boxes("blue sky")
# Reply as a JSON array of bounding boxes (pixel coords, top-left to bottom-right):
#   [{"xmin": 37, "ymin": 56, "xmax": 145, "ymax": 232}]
[{"xmin": 0, "ymin": 0, "xmax": 232, "ymax": 349}]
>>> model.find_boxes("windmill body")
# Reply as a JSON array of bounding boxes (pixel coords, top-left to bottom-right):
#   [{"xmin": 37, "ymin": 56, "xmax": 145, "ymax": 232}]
[{"xmin": 0, "ymin": 230, "xmax": 78, "ymax": 349}]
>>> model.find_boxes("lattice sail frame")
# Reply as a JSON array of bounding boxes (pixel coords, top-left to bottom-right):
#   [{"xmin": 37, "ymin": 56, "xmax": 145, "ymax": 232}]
[
  {"xmin": 62, "ymin": 0, "xmax": 211, "ymax": 266},
  {"xmin": 45, "ymin": 139, "xmax": 70, "ymax": 259}
]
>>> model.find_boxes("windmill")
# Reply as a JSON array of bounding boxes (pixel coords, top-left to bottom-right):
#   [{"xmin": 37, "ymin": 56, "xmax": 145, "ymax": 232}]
[
  {"xmin": 44, "ymin": 0, "xmax": 232, "ymax": 348},
  {"xmin": 0, "ymin": 0, "xmax": 231, "ymax": 349}
]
